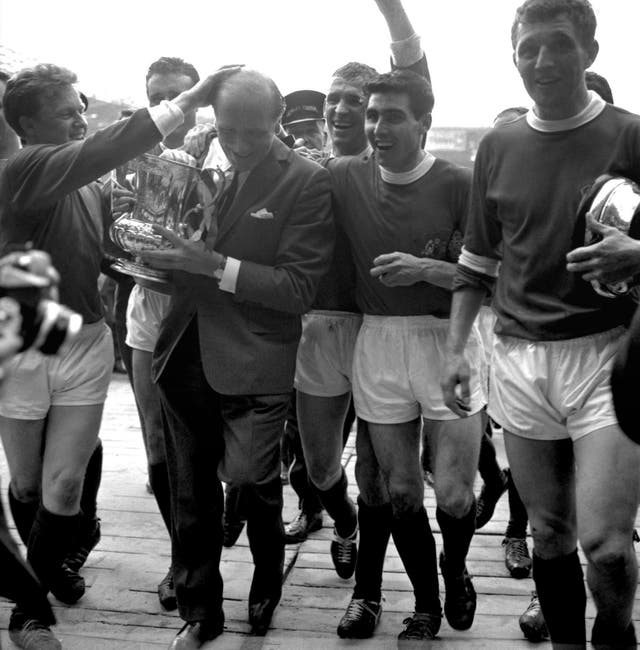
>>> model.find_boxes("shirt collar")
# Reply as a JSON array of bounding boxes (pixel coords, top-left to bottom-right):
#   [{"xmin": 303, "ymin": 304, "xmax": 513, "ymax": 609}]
[
  {"xmin": 526, "ymin": 90, "xmax": 606, "ymax": 133},
  {"xmin": 379, "ymin": 151, "xmax": 437, "ymax": 185}
]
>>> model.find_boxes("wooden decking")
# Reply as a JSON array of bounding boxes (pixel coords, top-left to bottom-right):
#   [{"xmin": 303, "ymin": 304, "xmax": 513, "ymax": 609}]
[{"xmin": 0, "ymin": 373, "xmax": 637, "ymax": 648}]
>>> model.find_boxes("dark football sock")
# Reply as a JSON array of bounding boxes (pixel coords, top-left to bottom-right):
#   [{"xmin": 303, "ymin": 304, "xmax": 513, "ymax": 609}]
[
  {"xmin": 27, "ymin": 505, "xmax": 81, "ymax": 593},
  {"xmin": 591, "ymin": 618, "xmax": 636, "ymax": 649},
  {"xmin": 533, "ymin": 550, "xmax": 586, "ymax": 645},
  {"xmin": 352, "ymin": 497, "xmax": 392, "ymax": 603},
  {"xmin": 80, "ymin": 439, "xmax": 103, "ymax": 522},
  {"xmin": 504, "ymin": 470, "xmax": 528, "ymax": 539},
  {"xmin": 391, "ymin": 506, "xmax": 441, "ymax": 614},
  {"xmin": 478, "ymin": 425, "xmax": 503, "ymax": 489},
  {"xmin": 8, "ymin": 485, "xmax": 38, "ymax": 546},
  {"xmin": 315, "ymin": 468, "xmax": 357, "ymax": 538},
  {"xmin": 436, "ymin": 499, "xmax": 476, "ymax": 577}
]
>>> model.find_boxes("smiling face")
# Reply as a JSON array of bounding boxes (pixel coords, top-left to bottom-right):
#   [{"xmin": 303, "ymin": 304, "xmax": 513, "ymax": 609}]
[
  {"xmin": 146, "ymin": 72, "xmax": 196, "ymax": 148},
  {"xmin": 513, "ymin": 14, "xmax": 598, "ymax": 120},
  {"xmin": 20, "ymin": 84, "xmax": 87, "ymax": 145},
  {"xmin": 324, "ymin": 77, "xmax": 369, "ymax": 156},
  {"xmin": 214, "ymin": 82, "xmax": 278, "ymax": 172},
  {"xmin": 365, "ymin": 91, "xmax": 429, "ymax": 173}
]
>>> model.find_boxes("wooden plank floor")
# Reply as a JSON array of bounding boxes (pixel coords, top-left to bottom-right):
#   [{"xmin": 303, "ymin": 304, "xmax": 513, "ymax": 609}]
[{"xmin": 0, "ymin": 373, "xmax": 638, "ymax": 648}]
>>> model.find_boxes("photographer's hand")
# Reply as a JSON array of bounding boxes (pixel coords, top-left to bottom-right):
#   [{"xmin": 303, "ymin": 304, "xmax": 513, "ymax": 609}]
[{"xmin": 0, "ymin": 297, "xmax": 22, "ymax": 382}]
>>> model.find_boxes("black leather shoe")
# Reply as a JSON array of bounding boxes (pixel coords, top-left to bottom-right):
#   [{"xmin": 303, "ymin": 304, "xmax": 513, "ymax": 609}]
[
  {"xmin": 519, "ymin": 591, "xmax": 548, "ymax": 642},
  {"xmin": 168, "ymin": 619, "xmax": 224, "ymax": 649},
  {"xmin": 502, "ymin": 536, "xmax": 532, "ymax": 579},
  {"xmin": 248, "ymin": 594, "xmax": 281, "ymax": 636},
  {"xmin": 283, "ymin": 510, "xmax": 323, "ymax": 544},
  {"xmin": 439, "ymin": 552, "xmax": 476, "ymax": 631}
]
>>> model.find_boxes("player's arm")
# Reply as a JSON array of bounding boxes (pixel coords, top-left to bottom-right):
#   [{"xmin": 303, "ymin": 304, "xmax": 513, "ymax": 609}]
[
  {"xmin": 375, "ymin": 0, "xmax": 431, "ymax": 80},
  {"xmin": 566, "ymin": 213, "xmax": 640, "ymax": 284},
  {"xmin": 370, "ymin": 253, "xmax": 456, "ymax": 288},
  {"xmin": 10, "ymin": 69, "xmax": 236, "ymax": 213},
  {"xmin": 441, "ymin": 142, "xmax": 500, "ymax": 415},
  {"xmin": 442, "ymin": 283, "xmax": 487, "ymax": 417}
]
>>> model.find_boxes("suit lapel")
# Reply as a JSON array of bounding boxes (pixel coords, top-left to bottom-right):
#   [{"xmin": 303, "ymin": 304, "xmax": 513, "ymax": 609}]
[{"xmin": 215, "ymin": 139, "xmax": 290, "ymax": 244}]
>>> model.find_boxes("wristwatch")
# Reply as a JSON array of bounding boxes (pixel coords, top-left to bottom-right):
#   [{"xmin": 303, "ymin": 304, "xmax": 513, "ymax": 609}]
[{"xmin": 213, "ymin": 255, "xmax": 227, "ymax": 281}]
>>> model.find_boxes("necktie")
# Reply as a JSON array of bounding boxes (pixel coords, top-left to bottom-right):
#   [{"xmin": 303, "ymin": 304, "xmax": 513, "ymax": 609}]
[{"xmin": 203, "ymin": 170, "xmax": 238, "ymax": 250}]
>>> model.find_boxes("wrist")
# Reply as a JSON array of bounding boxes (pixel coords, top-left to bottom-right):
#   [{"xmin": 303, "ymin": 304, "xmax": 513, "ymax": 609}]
[{"xmin": 213, "ymin": 254, "xmax": 227, "ymax": 281}]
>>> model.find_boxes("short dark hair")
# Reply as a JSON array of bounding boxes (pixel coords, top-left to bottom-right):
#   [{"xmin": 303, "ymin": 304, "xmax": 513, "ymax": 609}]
[
  {"xmin": 585, "ymin": 70, "xmax": 613, "ymax": 104},
  {"xmin": 365, "ymin": 69, "xmax": 435, "ymax": 120},
  {"xmin": 332, "ymin": 62, "xmax": 379, "ymax": 92},
  {"xmin": 212, "ymin": 68, "xmax": 286, "ymax": 123},
  {"xmin": 145, "ymin": 57, "xmax": 200, "ymax": 87},
  {"xmin": 4, "ymin": 63, "xmax": 78, "ymax": 137},
  {"xmin": 511, "ymin": 0, "xmax": 597, "ymax": 49}
]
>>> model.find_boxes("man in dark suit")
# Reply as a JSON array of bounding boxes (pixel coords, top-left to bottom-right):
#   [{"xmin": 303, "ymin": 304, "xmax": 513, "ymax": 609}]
[{"xmin": 140, "ymin": 68, "xmax": 334, "ymax": 648}]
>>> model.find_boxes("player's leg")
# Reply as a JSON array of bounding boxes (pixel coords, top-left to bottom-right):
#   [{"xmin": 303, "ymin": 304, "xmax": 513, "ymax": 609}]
[
  {"xmin": 505, "ymin": 432, "xmax": 585, "ymax": 647},
  {"xmin": 575, "ymin": 424, "xmax": 640, "ymax": 647},
  {"xmin": 428, "ymin": 413, "xmax": 482, "ymax": 631},
  {"xmin": 298, "ymin": 391, "xmax": 358, "ymax": 576}
]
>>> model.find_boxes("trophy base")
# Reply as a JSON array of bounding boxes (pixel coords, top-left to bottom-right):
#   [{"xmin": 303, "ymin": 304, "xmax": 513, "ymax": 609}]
[{"xmin": 111, "ymin": 259, "xmax": 170, "ymax": 284}]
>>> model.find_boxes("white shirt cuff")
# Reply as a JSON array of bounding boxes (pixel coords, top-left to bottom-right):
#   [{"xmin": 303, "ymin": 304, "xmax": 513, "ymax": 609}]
[
  {"xmin": 390, "ymin": 33, "xmax": 423, "ymax": 68},
  {"xmin": 218, "ymin": 256, "xmax": 241, "ymax": 293},
  {"xmin": 459, "ymin": 246, "xmax": 500, "ymax": 278},
  {"xmin": 147, "ymin": 101, "xmax": 185, "ymax": 139}
]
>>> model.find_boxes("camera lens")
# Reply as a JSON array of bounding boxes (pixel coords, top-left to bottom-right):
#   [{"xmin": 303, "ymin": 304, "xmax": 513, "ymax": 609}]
[{"xmin": 28, "ymin": 300, "xmax": 83, "ymax": 355}]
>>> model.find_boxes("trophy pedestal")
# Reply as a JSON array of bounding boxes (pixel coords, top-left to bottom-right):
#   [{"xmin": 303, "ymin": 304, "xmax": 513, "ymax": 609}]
[{"xmin": 111, "ymin": 259, "xmax": 170, "ymax": 285}]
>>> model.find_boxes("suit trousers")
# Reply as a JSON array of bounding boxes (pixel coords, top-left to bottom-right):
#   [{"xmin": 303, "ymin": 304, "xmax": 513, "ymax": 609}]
[{"xmin": 157, "ymin": 318, "xmax": 289, "ymax": 622}]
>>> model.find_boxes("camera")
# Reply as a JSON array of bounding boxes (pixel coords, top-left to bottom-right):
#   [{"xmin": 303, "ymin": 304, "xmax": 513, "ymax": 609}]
[{"xmin": 0, "ymin": 251, "xmax": 83, "ymax": 355}]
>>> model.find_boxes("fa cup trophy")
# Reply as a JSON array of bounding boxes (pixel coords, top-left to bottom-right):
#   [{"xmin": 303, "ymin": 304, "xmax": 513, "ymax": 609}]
[
  {"xmin": 110, "ymin": 152, "xmax": 226, "ymax": 284},
  {"xmin": 580, "ymin": 174, "xmax": 640, "ymax": 299}
]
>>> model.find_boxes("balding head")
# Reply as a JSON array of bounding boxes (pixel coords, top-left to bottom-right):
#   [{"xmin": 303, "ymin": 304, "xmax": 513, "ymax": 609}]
[
  {"xmin": 212, "ymin": 68, "xmax": 285, "ymax": 125},
  {"xmin": 213, "ymin": 68, "xmax": 285, "ymax": 171}
]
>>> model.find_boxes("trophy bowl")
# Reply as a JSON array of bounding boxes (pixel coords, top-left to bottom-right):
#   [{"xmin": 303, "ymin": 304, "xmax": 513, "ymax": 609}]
[
  {"xmin": 582, "ymin": 174, "xmax": 640, "ymax": 299},
  {"xmin": 110, "ymin": 153, "xmax": 200, "ymax": 284}
]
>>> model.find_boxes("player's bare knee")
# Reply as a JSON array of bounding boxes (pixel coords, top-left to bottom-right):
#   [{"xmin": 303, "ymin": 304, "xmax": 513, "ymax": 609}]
[
  {"xmin": 46, "ymin": 473, "xmax": 83, "ymax": 510},
  {"xmin": 10, "ymin": 480, "xmax": 40, "ymax": 504},
  {"xmin": 530, "ymin": 515, "xmax": 576, "ymax": 557},
  {"xmin": 434, "ymin": 479, "xmax": 474, "ymax": 518},
  {"xmin": 388, "ymin": 479, "xmax": 423, "ymax": 516},
  {"xmin": 581, "ymin": 532, "xmax": 633, "ymax": 574},
  {"xmin": 355, "ymin": 459, "xmax": 379, "ymax": 492},
  {"xmin": 309, "ymin": 466, "xmax": 341, "ymax": 493}
]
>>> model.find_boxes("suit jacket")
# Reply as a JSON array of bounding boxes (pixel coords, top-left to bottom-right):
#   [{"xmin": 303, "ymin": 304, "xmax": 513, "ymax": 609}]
[{"xmin": 152, "ymin": 138, "xmax": 334, "ymax": 395}]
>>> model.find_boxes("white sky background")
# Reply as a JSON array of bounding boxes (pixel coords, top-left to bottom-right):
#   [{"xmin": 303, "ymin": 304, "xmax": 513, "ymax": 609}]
[{"xmin": 0, "ymin": 0, "xmax": 638, "ymax": 126}]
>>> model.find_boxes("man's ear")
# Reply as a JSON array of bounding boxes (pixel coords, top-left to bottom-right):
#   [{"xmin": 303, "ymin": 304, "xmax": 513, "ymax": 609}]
[
  {"xmin": 422, "ymin": 113, "xmax": 432, "ymax": 133},
  {"xmin": 18, "ymin": 115, "xmax": 34, "ymax": 139},
  {"xmin": 586, "ymin": 39, "xmax": 599, "ymax": 67}
]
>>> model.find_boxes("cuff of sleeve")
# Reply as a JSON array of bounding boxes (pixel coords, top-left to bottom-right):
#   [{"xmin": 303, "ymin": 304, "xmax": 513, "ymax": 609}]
[
  {"xmin": 218, "ymin": 256, "xmax": 241, "ymax": 293},
  {"xmin": 459, "ymin": 246, "xmax": 500, "ymax": 277},
  {"xmin": 147, "ymin": 101, "xmax": 185, "ymax": 139},
  {"xmin": 453, "ymin": 263, "xmax": 496, "ymax": 294},
  {"xmin": 391, "ymin": 33, "xmax": 422, "ymax": 68}
]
